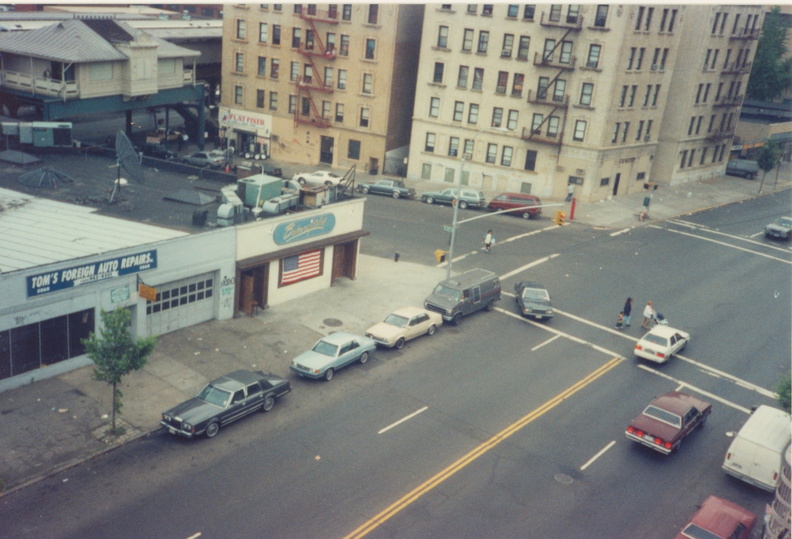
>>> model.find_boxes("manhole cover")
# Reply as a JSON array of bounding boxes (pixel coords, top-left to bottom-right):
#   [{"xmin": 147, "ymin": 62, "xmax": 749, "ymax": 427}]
[
  {"xmin": 324, "ymin": 318, "xmax": 343, "ymax": 327},
  {"xmin": 554, "ymin": 473, "xmax": 574, "ymax": 485}
]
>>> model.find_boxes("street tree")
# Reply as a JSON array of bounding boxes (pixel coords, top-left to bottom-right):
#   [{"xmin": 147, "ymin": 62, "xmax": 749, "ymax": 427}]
[
  {"xmin": 82, "ymin": 308, "xmax": 156, "ymax": 435},
  {"xmin": 756, "ymin": 139, "xmax": 782, "ymax": 192},
  {"xmin": 777, "ymin": 376, "xmax": 791, "ymax": 413},
  {"xmin": 747, "ymin": 7, "xmax": 792, "ymax": 102}
]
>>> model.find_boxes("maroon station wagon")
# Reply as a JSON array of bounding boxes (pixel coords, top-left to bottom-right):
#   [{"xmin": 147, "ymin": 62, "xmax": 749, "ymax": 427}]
[
  {"xmin": 625, "ymin": 391, "xmax": 712, "ymax": 455},
  {"xmin": 487, "ymin": 192, "xmax": 542, "ymax": 219},
  {"xmin": 674, "ymin": 495, "xmax": 756, "ymax": 539}
]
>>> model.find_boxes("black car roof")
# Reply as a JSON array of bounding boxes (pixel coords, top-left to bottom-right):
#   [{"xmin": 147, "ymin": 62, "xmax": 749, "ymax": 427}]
[{"xmin": 209, "ymin": 369, "xmax": 262, "ymax": 391}]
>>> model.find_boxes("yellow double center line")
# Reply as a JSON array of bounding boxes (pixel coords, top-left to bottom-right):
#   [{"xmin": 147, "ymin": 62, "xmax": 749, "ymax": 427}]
[{"xmin": 346, "ymin": 356, "xmax": 623, "ymax": 538}]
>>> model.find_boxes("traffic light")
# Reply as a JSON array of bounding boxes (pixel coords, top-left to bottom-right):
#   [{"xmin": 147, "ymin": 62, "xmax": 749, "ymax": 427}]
[{"xmin": 554, "ymin": 210, "xmax": 566, "ymax": 226}]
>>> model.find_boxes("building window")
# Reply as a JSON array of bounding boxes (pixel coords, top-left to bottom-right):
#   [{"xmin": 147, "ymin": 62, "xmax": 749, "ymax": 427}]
[
  {"xmin": 301, "ymin": 97, "xmax": 311, "ymax": 116},
  {"xmin": 269, "ymin": 91, "xmax": 278, "ymax": 111},
  {"xmin": 524, "ymin": 149, "xmax": 537, "ymax": 171},
  {"xmin": 256, "ymin": 89, "xmax": 265, "ymax": 108},
  {"xmin": 462, "ymin": 29, "xmax": 474, "ymax": 52},
  {"xmin": 457, "ymin": 66, "xmax": 469, "ymax": 88},
  {"xmin": 549, "ymin": 4, "xmax": 562, "ymax": 22},
  {"xmin": 501, "ymin": 146, "xmax": 513, "ymax": 166},
  {"xmin": 326, "ymin": 33, "xmax": 336, "ymax": 53},
  {"xmin": 537, "ymin": 77, "xmax": 550, "ymax": 99},
  {"xmin": 433, "ymin": 62, "xmax": 444, "ymax": 84},
  {"xmin": 502, "ymin": 34, "xmax": 514, "ymax": 57},
  {"xmin": 619, "ymin": 86, "xmax": 628, "ymax": 108},
  {"xmin": 235, "ymin": 52, "xmax": 245, "ymax": 73},
  {"xmin": 594, "ymin": 5, "xmax": 608, "ymax": 27},
  {"xmin": 635, "ymin": 47, "xmax": 645, "ymax": 70},
  {"xmin": 507, "ymin": 110, "xmax": 518, "ymax": 130},
  {"xmin": 531, "ymin": 113, "xmax": 543, "ymax": 134},
  {"xmin": 587, "ymin": 44, "xmax": 601, "ymax": 68},
  {"xmin": 652, "ymin": 84, "xmax": 661, "ymax": 106},
  {"xmin": 507, "ymin": 4, "xmax": 518, "ymax": 18},
  {"xmin": 468, "ymin": 103, "xmax": 479, "ymax": 124},
  {"xmin": 270, "ymin": 24, "xmax": 280, "ymax": 46},
  {"xmin": 628, "ymin": 85, "xmax": 637, "ymax": 107},
  {"xmin": 580, "ymin": 82, "xmax": 593, "ymax": 106},
  {"xmin": 259, "ymin": 22, "xmax": 268, "ymax": 43},
  {"xmin": 467, "ymin": 4, "xmax": 477, "ymax": 14},
  {"xmin": 342, "ymin": 4, "xmax": 352, "ymax": 21},
  {"xmin": 236, "ymin": 19, "xmax": 247, "ymax": 40},
  {"xmin": 425, "ymin": 133, "xmax": 436, "ymax": 153},
  {"xmin": 365, "ymin": 38, "xmax": 376, "ymax": 60},
  {"xmin": 324, "ymin": 67, "xmax": 333, "ymax": 87},
  {"xmin": 338, "ymin": 69, "xmax": 347, "ymax": 90},
  {"xmin": 234, "ymin": 85, "xmax": 243, "ymax": 105},
  {"xmin": 340, "ymin": 35, "xmax": 350, "ymax": 56},
  {"xmin": 288, "ymin": 95, "xmax": 296, "ymax": 114},
  {"xmin": 438, "ymin": 26, "xmax": 449, "ymax": 48},
  {"xmin": 348, "ymin": 139, "xmax": 361, "ymax": 160},
  {"xmin": 496, "ymin": 71, "xmax": 508, "ymax": 94},
  {"xmin": 267, "ymin": 59, "xmax": 278, "ymax": 80},
  {"xmin": 290, "ymin": 62, "xmax": 299, "ymax": 82},
  {"xmin": 291, "ymin": 28, "xmax": 301, "ymax": 49},
  {"xmin": 463, "ymin": 139, "xmax": 474, "ymax": 159},
  {"xmin": 368, "ymin": 4, "xmax": 378, "ymax": 24},
  {"xmin": 257, "ymin": 56, "xmax": 267, "ymax": 76},
  {"xmin": 453, "ymin": 101, "xmax": 464, "ymax": 122},
  {"xmin": 517, "ymin": 36, "xmax": 530, "ymax": 60},
  {"xmin": 482, "ymin": 4, "xmax": 493, "ymax": 15},
  {"xmin": 429, "ymin": 97, "xmax": 440, "ymax": 118},
  {"xmin": 547, "ymin": 116, "xmax": 559, "ymax": 137},
  {"xmin": 472, "ymin": 68, "xmax": 484, "ymax": 90},
  {"xmin": 362, "ymin": 73, "xmax": 373, "ymax": 94},
  {"xmin": 486, "ymin": 143, "xmax": 497, "ymax": 163},
  {"xmin": 621, "ymin": 122, "xmax": 630, "ymax": 142},
  {"xmin": 477, "ymin": 31, "xmax": 489, "ymax": 53},
  {"xmin": 559, "ymin": 41, "xmax": 572, "ymax": 64},
  {"xmin": 335, "ymin": 103, "xmax": 344, "ymax": 122},
  {"xmin": 492, "ymin": 107, "xmax": 503, "ymax": 127},
  {"xmin": 421, "ymin": 163, "xmax": 432, "ymax": 180},
  {"xmin": 512, "ymin": 74, "xmax": 524, "ymax": 97},
  {"xmin": 573, "ymin": 120, "xmax": 586, "ymax": 141},
  {"xmin": 553, "ymin": 79, "xmax": 566, "ymax": 102},
  {"xmin": 449, "ymin": 137, "xmax": 459, "ymax": 157},
  {"xmin": 360, "ymin": 107, "xmax": 370, "ymax": 127},
  {"xmin": 611, "ymin": 123, "xmax": 620, "ymax": 143},
  {"xmin": 543, "ymin": 39, "xmax": 555, "ymax": 62},
  {"xmin": 524, "ymin": 5, "xmax": 536, "ymax": 20}
]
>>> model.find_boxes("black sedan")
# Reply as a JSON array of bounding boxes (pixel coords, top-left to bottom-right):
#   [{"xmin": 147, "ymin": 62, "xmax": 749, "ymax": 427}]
[
  {"xmin": 357, "ymin": 179, "xmax": 415, "ymax": 199},
  {"xmin": 161, "ymin": 370, "xmax": 291, "ymax": 439},
  {"xmin": 141, "ymin": 144, "xmax": 177, "ymax": 160},
  {"xmin": 514, "ymin": 281, "xmax": 554, "ymax": 321}
]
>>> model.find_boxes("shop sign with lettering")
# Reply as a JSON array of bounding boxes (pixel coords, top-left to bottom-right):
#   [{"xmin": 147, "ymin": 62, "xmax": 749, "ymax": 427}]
[
  {"xmin": 219, "ymin": 107, "xmax": 271, "ymax": 135},
  {"xmin": 26, "ymin": 250, "xmax": 157, "ymax": 297},
  {"xmin": 273, "ymin": 214, "xmax": 336, "ymax": 245}
]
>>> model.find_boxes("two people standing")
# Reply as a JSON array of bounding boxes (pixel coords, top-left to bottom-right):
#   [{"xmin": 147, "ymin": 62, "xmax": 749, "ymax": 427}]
[{"xmin": 616, "ymin": 297, "xmax": 632, "ymax": 329}]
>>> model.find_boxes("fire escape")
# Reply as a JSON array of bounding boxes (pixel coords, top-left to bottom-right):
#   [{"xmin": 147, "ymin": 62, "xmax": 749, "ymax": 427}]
[
  {"xmin": 294, "ymin": 7, "xmax": 338, "ymax": 128},
  {"xmin": 521, "ymin": 12, "xmax": 583, "ymax": 147}
]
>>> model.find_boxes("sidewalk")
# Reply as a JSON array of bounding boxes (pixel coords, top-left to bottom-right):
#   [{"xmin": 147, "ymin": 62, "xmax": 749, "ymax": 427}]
[{"xmin": 1, "ymin": 168, "xmax": 789, "ymax": 497}]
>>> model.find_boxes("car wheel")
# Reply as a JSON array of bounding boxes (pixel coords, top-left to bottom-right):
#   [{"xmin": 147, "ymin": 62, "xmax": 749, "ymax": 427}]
[
  {"xmin": 459, "ymin": 201, "xmax": 469, "ymax": 210},
  {"xmin": 522, "ymin": 212, "xmax": 532, "ymax": 220},
  {"xmin": 359, "ymin": 351, "xmax": 369, "ymax": 364},
  {"xmin": 392, "ymin": 191, "xmax": 400, "ymax": 199},
  {"xmin": 325, "ymin": 180, "xmax": 333, "ymax": 186},
  {"xmin": 395, "ymin": 338, "xmax": 405, "ymax": 350},
  {"xmin": 324, "ymin": 368, "xmax": 334, "ymax": 382},
  {"xmin": 485, "ymin": 300, "xmax": 495, "ymax": 312},
  {"xmin": 697, "ymin": 416, "xmax": 707, "ymax": 429},
  {"xmin": 205, "ymin": 421, "xmax": 220, "ymax": 438},
  {"xmin": 452, "ymin": 313, "xmax": 462, "ymax": 326},
  {"xmin": 425, "ymin": 196, "xmax": 434, "ymax": 205},
  {"xmin": 262, "ymin": 395, "xmax": 276, "ymax": 412},
  {"xmin": 297, "ymin": 177, "xmax": 306, "ymax": 185},
  {"xmin": 361, "ymin": 185, "xmax": 370, "ymax": 194},
  {"xmin": 427, "ymin": 324, "xmax": 436, "ymax": 336}
]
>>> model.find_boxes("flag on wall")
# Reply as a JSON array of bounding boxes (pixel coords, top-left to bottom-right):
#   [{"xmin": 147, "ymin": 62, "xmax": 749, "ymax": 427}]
[{"xmin": 281, "ymin": 250, "xmax": 322, "ymax": 285}]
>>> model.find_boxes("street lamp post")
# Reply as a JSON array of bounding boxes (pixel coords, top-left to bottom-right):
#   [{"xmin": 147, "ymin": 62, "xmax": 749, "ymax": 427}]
[{"xmin": 446, "ymin": 126, "xmax": 507, "ymax": 280}]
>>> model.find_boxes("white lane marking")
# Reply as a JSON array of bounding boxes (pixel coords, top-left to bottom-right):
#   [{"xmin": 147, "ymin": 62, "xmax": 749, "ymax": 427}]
[
  {"xmin": 499, "ymin": 225, "xmax": 560, "ymax": 244},
  {"xmin": 580, "ymin": 441, "xmax": 616, "ymax": 471},
  {"xmin": 609, "ymin": 228, "xmax": 632, "ymax": 237},
  {"xmin": 637, "ymin": 365, "xmax": 752, "ymax": 414},
  {"xmin": 656, "ymin": 226, "xmax": 792, "ymax": 264},
  {"xmin": 185, "ymin": 534, "xmax": 202, "ymax": 539},
  {"xmin": 531, "ymin": 334, "xmax": 560, "ymax": 352},
  {"xmin": 378, "ymin": 406, "xmax": 428, "ymax": 435},
  {"xmin": 670, "ymin": 219, "xmax": 791, "ymax": 253},
  {"xmin": 499, "ymin": 253, "xmax": 560, "ymax": 281}
]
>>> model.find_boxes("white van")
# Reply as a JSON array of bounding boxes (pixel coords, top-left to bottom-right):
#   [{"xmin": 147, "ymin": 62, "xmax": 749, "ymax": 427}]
[{"xmin": 722, "ymin": 405, "xmax": 791, "ymax": 491}]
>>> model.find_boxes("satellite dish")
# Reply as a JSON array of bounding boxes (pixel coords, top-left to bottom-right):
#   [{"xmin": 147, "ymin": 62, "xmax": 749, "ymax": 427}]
[{"xmin": 110, "ymin": 130, "xmax": 144, "ymax": 203}]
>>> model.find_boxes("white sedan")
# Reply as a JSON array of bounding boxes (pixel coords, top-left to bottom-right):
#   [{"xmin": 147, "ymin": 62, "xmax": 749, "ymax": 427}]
[
  {"xmin": 634, "ymin": 325, "xmax": 690, "ymax": 364},
  {"xmin": 365, "ymin": 307, "xmax": 443, "ymax": 350},
  {"xmin": 292, "ymin": 170, "xmax": 344, "ymax": 187}
]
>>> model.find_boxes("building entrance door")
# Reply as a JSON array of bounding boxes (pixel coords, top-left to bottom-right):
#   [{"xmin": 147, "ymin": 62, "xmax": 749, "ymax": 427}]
[{"xmin": 320, "ymin": 136, "xmax": 334, "ymax": 164}]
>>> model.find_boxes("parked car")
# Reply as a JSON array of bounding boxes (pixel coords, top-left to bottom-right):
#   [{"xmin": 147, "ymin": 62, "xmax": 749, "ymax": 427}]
[
  {"xmin": 424, "ymin": 268, "xmax": 501, "ymax": 325},
  {"xmin": 357, "ymin": 179, "xmax": 416, "ymax": 199},
  {"xmin": 290, "ymin": 332, "xmax": 376, "ymax": 381},
  {"xmin": 141, "ymin": 144, "xmax": 177, "ymax": 160},
  {"xmin": 292, "ymin": 170, "xmax": 344, "ymax": 187},
  {"xmin": 674, "ymin": 496, "xmax": 756, "ymax": 539},
  {"xmin": 725, "ymin": 159, "xmax": 760, "ymax": 179},
  {"xmin": 365, "ymin": 306, "xmax": 443, "ymax": 349},
  {"xmin": 160, "ymin": 370, "xmax": 291, "ymax": 439},
  {"xmin": 765, "ymin": 216, "xmax": 792, "ymax": 241},
  {"xmin": 183, "ymin": 150, "xmax": 225, "ymax": 168},
  {"xmin": 514, "ymin": 281, "xmax": 553, "ymax": 320},
  {"xmin": 625, "ymin": 390, "xmax": 711, "ymax": 455},
  {"xmin": 487, "ymin": 192, "xmax": 542, "ymax": 219},
  {"xmin": 421, "ymin": 188, "xmax": 486, "ymax": 209},
  {"xmin": 634, "ymin": 325, "xmax": 690, "ymax": 363}
]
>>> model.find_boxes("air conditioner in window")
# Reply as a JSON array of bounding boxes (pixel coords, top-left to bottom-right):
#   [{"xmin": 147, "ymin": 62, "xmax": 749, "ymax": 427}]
[
  {"xmin": 586, "ymin": 60, "xmax": 598, "ymax": 68},
  {"xmin": 501, "ymin": 49, "xmax": 512, "ymax": 57},
  {"xmin": 463, "ymin": 152, "xmax": 473, "ymax": 160}
]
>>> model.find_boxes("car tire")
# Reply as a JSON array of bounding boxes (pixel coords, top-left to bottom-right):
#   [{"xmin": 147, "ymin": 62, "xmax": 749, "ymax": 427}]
[
  {"xmin": 697, "ymin": 416, "xmax": 707, "ymax": 429},
  {"xmin": 395, "ymin": 338, "xmax": 405, "ymax": 350},
  {"xmin": 359, "ymin": 351, "xmax": 369, "ymax": 364},
  {"xmin": 459, "ymin": 201, "xmax": 469, "ymax": 210},
  {"xmin": 522, "ymin": 212, "xmax": 532, "ymax": 220},
  {"xmin": 452, "ymin": 313, "xmax": 462, "ymax": 326},
  {"xmin": 325, "ymin": 180, "xmax": 333, "ymax": 187},
  {"xmin": 297, "ymin": 177, "xmax": 306, "ymax": 185},
  {"xmin": 425, "ymin": 196, "xmax": 434, "ymax": 205},
  {"xmin": 324, "ymin": 368, "xmax": 334, "ymax": 382},
  {"xmin": 361, "ymin": 185, "xmax": 370, "ymax": 194},
  {"xmin": 427, "ymin": 324, "xmax": 436, "ymax": 336},
  {"xmin": 262, "ymin": 396, "xmax": 275, "ymax": 412},
  {"xmin": 485, "ymin": 300, "xmax": 495, "ymax": 312},
  {"xmin": 392, "ymin": 191, "xmax": 400, "ymax": 199},
  {"xmin": 205, "ymin": 421, "xmax": 220, "ymax": 438}
]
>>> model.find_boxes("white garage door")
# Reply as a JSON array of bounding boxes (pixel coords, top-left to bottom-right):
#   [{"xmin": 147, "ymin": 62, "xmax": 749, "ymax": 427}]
[{"xmin": 146, "ymin": 273, "xmax": 215, "ymax": 335}]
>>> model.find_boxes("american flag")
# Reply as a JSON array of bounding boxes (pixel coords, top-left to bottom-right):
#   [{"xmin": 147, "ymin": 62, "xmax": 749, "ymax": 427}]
[{"xmin": 282, "ymin": 250, "xmax": 322, "ymax": 285}]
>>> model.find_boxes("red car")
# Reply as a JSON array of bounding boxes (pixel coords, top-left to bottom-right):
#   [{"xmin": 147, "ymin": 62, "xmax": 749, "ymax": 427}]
[
  {"xmin": 487, "ymin": 192, "xmax": 542, "ymax": 219},
  {"xmin": 625, "ymin": 391, "xmax": 711, "ymax": 455},
  {"xmin": 675, "ymin": 495, "xmax": 756, "ymax": 539}
]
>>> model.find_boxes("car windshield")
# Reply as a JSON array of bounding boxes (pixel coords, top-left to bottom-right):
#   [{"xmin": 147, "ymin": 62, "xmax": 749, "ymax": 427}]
[
  {"xmin": 197, "ymin": 384, "xmax": 232, "ymax": 408},
  {"xmin": 778, "ymin": 217, "xmax": 792, "ymax": 227},
  {"xmin": 208, "ymin": 150, "xmax": 224, "ymax": 158},
  {"xmin": 383, "ymin": 314, "xmax": 409, "ymax": 328},
  {"xmin": 522, "ymin": 288, "xmax": 549, "ymax": 301},
  {"xmin": 324, "ymin": 173, "xmax": 341, "ymax": 178},
  {"xmin": 680, "ymin": 523, "xmax": 722, "ymax": 539},
  {"xmin": 433, "ymin": 284, "xmax": 462, "ymax": 302},
  {"xmin": 643, "ymin": 405, "xmax": 682, "ymax": 428},
  {"xmin": 643, "ymin": 334, "xmax": 668, "ymax": 347},
  {"xmin": 312, "ymin": 339, "xmax": 339, "ymax": 357}
]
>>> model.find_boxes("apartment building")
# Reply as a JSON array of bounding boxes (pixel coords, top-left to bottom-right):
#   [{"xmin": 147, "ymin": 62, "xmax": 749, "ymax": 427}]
[
  {"xmin": 221, "ymin": 3, "xmax": 423, "ymax": 175},
  {"xmin": 408, "ymin": 4, "xmax": 764, "ymax": 202}
]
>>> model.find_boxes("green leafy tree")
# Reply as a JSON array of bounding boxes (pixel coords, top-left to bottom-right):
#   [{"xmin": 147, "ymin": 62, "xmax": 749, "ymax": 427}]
[
  {"xmin": 777, "ymin": 376, "xmax": 791, "ymax": 413},
  {"xmin": 82, "ymin": 308, "xmax": 156, "ymax": 435},
  {"xmin": 757, "ymin": 139, "xmax": 782, "ymax": 192},
  {"xmin": 747, "ymin": 7, "xmax": 792, "ymax": 101}
]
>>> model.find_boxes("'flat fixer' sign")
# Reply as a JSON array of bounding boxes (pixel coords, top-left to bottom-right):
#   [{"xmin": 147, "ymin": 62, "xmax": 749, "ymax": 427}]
[{"xmin": 26, "ymin": 250, "xmax": 157, "ymax": 297}]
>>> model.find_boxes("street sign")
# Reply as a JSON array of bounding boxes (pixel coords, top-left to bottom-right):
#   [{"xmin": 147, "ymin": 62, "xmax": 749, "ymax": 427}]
[{"xmin": 443, "ymin": 225, "xmax": 454, "ymax": 233}]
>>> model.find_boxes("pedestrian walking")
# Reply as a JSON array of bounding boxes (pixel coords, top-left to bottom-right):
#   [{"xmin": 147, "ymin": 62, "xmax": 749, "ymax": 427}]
[
  {"xmin": 179, "ymin": 132, "xmax": 188, "ymax": 152},
  {"xmin": 623, "ymin": 297, "xmax": 633, "ymax": 327},
  {"xmin": 484, "ymin": 230, "xmax": 494, "ymax": 253},
  {"xmin": 565, "ymin": 183, "xmax": 575, "ymax": 202},
  {"xmin": 641, "ymin": 300, "xmax": 655, "ymax": 329},
  {"xmin": 615, "ymin": 312, "xmax": 624, "ymax": 330}
]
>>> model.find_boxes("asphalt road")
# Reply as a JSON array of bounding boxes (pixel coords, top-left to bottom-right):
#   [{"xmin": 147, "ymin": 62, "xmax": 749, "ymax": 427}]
[{"xmin": 0, "ymin": 191, "xmax": 789, "ymax": 538}]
